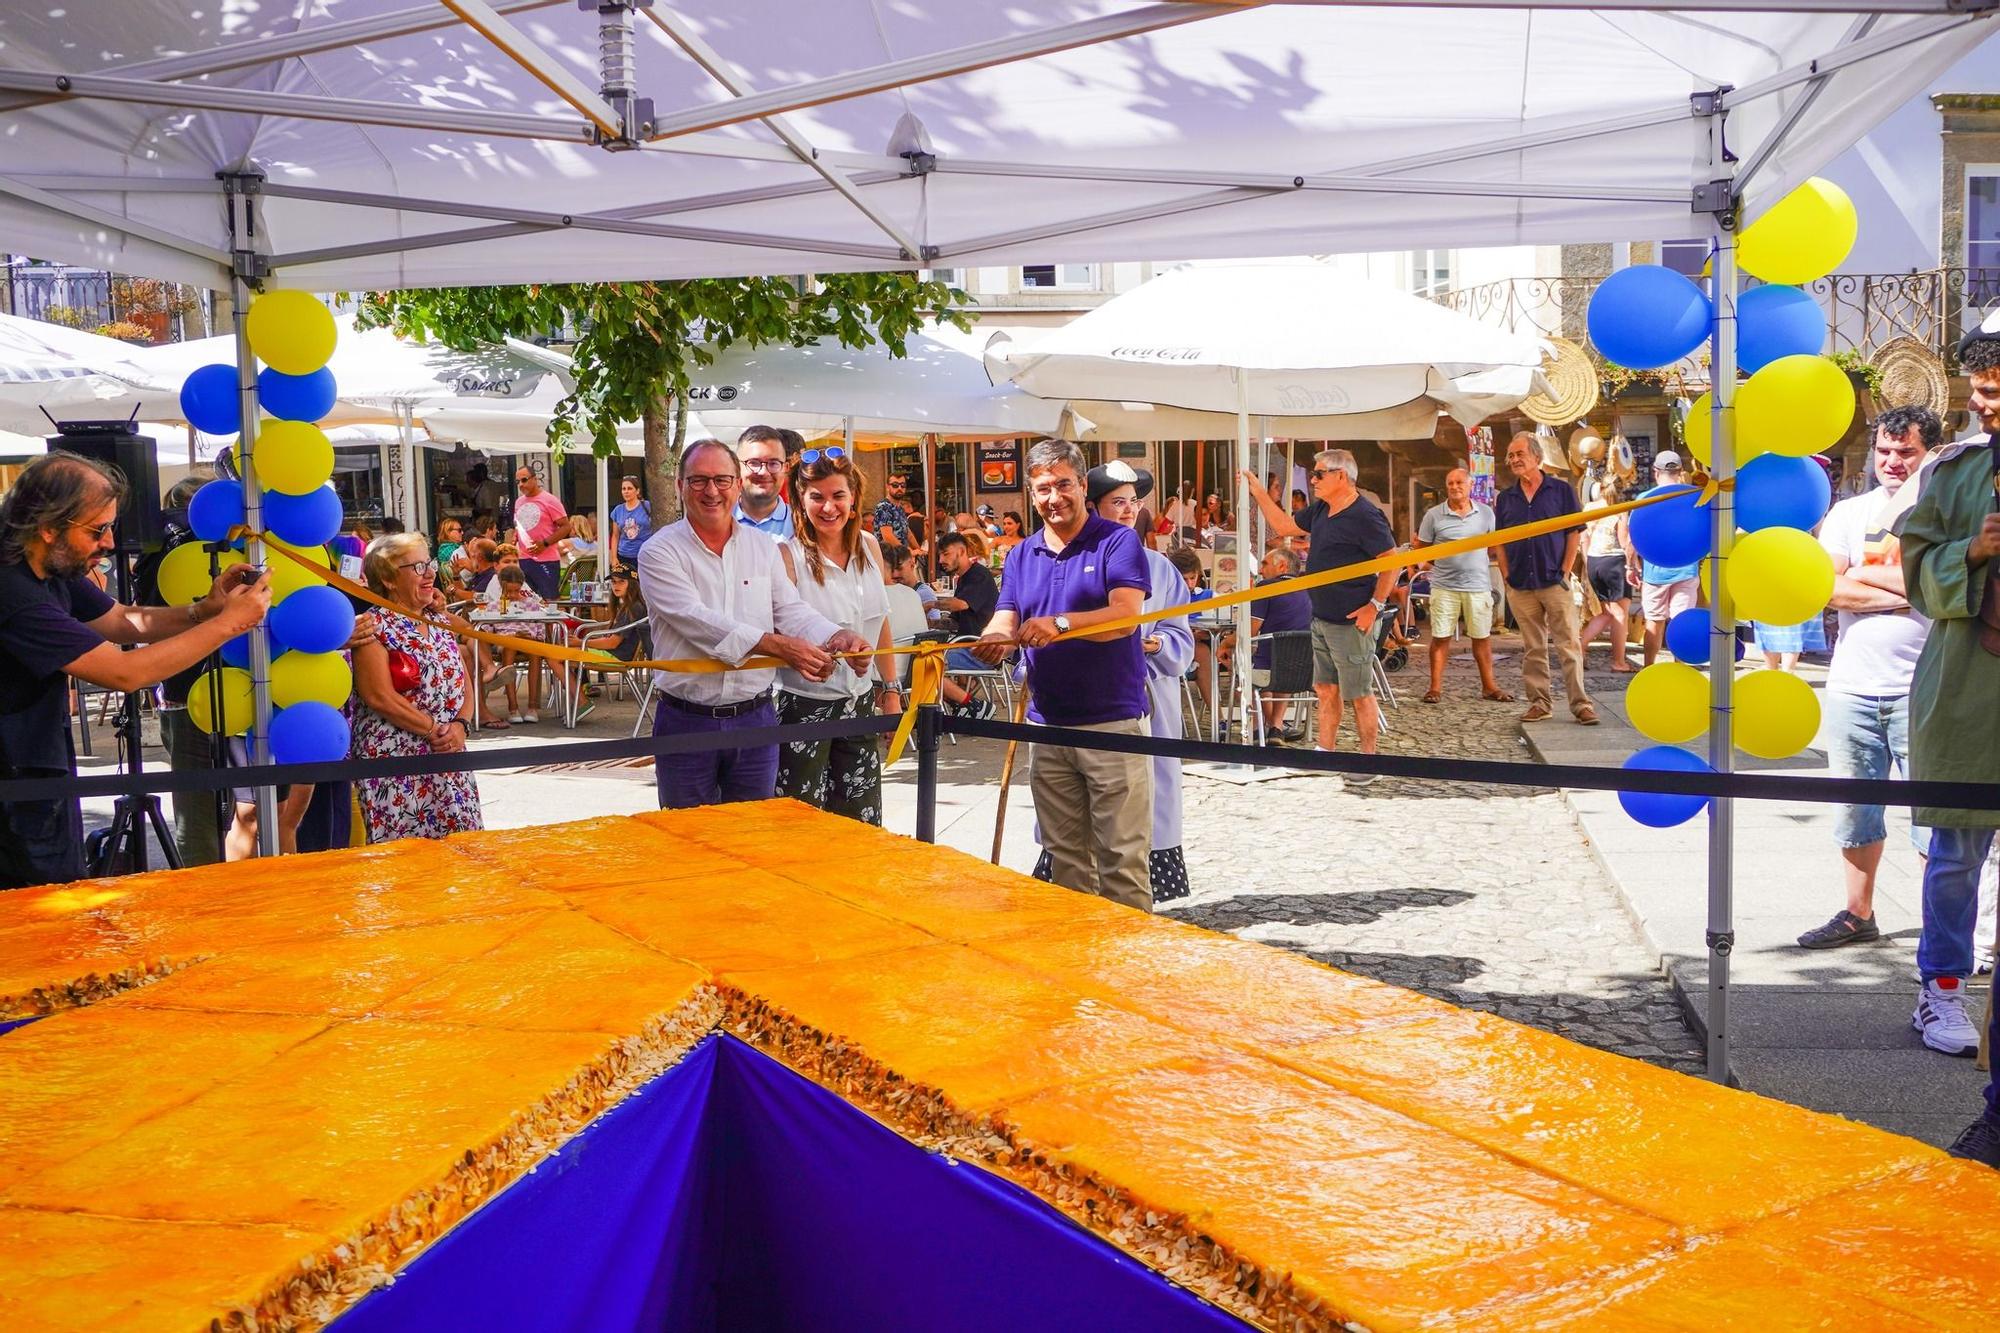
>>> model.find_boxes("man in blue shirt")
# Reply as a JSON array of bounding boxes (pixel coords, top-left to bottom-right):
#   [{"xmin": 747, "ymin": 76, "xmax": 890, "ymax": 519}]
[
  {"xmin": 973, "ymin": 439, "xmax": 1152, "ymax": 909},
  {"xmin": 731, "ymin": 425, "xmax": 793, "ymax": 539},
  {"xmin": 1493, "ymin": 433, "xmax": 1598, "ymax": 725}
]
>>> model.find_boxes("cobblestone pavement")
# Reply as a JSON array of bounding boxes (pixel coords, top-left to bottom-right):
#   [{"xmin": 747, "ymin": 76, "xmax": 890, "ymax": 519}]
[{"xmin": 1164, "ymin": 643, "xmax": 1705, "ymax": 1074}]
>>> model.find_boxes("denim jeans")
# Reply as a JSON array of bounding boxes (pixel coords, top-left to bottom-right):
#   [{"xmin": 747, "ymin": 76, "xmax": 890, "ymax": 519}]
[
  {"xmin": 1917, "ymin": 825, "xmax": 1994, "ymax": 983},
  {"xmin": 653, "ymin": 695, "xmax": 779, "ymax": 809},
  {"xmin": 1822, "ymin": 690, "xmax": 1923, "ymax": 851}
]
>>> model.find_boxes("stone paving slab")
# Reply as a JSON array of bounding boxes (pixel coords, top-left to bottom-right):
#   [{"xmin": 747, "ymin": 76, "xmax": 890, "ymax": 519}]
[{"xmin": 1522, "ymin": 662, "xmax": 1990, "ymax": 1148}]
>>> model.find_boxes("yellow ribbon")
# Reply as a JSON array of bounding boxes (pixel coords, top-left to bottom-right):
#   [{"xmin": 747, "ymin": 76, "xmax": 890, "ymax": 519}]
[{"xmin": 240, "ymin": 476, "xmax": 1731, "ymax": 769}]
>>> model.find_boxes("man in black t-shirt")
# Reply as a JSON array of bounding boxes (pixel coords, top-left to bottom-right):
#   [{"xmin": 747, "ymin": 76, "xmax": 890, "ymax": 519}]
[
  {"xmin": 0, "ymin": 453, "xmax": 270, "ymax": 888},
  {"xmin": 1243, "ymin": 451, "xmax": 1397, "ymax": 778},
  {"xmin": 933, "ymin": 532, "xmax": 998, "ymax": 636}
]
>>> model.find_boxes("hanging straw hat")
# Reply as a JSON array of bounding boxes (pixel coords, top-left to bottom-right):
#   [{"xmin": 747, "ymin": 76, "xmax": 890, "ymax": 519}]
[
  {"xmin": 1608, "ymin": 433, "xmax": 1637, "ymax": 484},
  {"xmin": 1872, "ymin": 336, "xmax": 1950, "ymax": 417},
  {"xmin": 1520, "ymin": 336, "xmax": 1600, "ymax": 426},
  {"xmin": 1568, "ymin": 428, "xmax": 1608, "ymax": 464}
]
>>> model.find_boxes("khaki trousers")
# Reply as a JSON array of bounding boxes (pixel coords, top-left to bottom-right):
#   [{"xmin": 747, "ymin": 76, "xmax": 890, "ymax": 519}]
[
  {"xmin": 1506, "ymin": 583, "xmax": 1594, "ymax": 715},
  {"xmin": 1031, "ymin": 717, "xmax": 1154, "ymax": 912}
]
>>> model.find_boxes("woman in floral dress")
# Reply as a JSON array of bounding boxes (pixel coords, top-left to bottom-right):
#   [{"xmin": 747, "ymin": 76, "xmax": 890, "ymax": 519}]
[{"xmin": 351, "ymin": 533, "xmax": 483, "ymax": 842}]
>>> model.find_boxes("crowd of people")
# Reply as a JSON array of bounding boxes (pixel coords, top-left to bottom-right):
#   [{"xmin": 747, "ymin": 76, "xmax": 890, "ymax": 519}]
[{"xmin": 0, "ymin": 335, "xmax": 1997, "ymax": 1166}]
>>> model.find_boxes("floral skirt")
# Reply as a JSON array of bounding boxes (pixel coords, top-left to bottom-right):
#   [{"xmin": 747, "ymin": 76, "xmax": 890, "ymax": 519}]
[{"xmin": 775, "ymin": 692, "xmax": 882, "ymax": 826}]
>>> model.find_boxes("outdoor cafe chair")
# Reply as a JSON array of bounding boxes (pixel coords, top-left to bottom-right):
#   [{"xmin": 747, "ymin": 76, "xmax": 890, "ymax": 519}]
[
  {"xmin": 1247, "ymin": 630, "xmax": 1313, "ymax": 747},
  {"xmin": 565, "ymin": 619, "xmax": 652, "ymax": 729}
]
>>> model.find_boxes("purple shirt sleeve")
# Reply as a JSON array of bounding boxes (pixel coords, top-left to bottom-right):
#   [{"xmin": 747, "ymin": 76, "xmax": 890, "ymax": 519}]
[{"xmin": 1101, "ymin": 524, "xmax": 1150, "ymax": 594}]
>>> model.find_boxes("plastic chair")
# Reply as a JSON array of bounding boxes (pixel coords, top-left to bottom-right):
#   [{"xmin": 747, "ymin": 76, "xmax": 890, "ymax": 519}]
[
  {"xmin": 1247, "ymin": 631, "xmax": 1313, "ymax": 745},
  {"xmin": 565, "ymin": 619, "xmax": 650, "ymax": 728},
  {"xmin": 1368, "ymin": 611, "xmax": 1399, "ymax": 729}
]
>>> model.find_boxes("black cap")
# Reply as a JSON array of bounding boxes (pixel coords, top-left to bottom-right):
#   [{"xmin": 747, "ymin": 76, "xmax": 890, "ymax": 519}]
[{"xmin": 1085, "ymin": 460, "xmax": 1155, "ymax": 507}]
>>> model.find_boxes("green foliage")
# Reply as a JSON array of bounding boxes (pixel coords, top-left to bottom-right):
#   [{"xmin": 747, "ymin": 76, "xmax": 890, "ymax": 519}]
[
  {"xmin": 1829, "ymin": 348, "xmax": 1884, "ymax": 396},
  {"xmin": 357, "ymin": 275, "xmax": 969, "ymax": 461}
]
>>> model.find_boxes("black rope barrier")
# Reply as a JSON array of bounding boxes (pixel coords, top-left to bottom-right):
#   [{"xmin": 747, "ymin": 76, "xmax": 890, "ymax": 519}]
[
  {"xmin": 940, "ymin": 714, "xmax": 2000, "ymax": 812},
  {"xmin": 21, "ymin": 706, "xmax": 2000, "ymax": 812},
  {"xmin": 18, "ymin": 715, "xmax": 899, "ymax": 803}
]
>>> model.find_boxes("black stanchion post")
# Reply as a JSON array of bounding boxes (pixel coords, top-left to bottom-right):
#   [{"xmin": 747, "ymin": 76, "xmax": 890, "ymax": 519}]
[{"xmin": 914, "ymin": 702, "xmax": 941, "ymax": 844}]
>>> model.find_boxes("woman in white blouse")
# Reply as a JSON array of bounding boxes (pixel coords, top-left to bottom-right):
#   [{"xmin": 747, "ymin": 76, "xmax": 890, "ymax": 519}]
[{"xmin": 775, "ymin": 446, "xmax": 900, "ymax": 824}]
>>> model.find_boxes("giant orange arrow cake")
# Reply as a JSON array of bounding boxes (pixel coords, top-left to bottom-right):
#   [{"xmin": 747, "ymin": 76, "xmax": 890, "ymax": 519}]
[{"xmin": 1, "ymin": 802, "xmax": 1996, "ymax": 1330}]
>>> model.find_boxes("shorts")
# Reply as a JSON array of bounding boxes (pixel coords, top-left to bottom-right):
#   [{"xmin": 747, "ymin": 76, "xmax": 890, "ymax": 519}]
[
  {"xmin": 1823, "ymin": 690, "xmax": 1928, "ymax": 853},
  {"xmin": 1586, "ymin": 555, "xmax": 1630, "ymax": 603},
  {"xmin": 1641, "ymin": 577, "xmax": 1699, "ymax": 623},
  {"xmin": 1428, "ymin": 586, "xmax": 1493, "ymax": 640},
  {"xmin": 1309, "ymin": 618, "xmax": 1378, "ymax": 698}
]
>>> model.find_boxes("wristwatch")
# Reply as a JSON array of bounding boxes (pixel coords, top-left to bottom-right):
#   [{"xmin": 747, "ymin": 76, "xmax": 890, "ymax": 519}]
[
  {"xmin": 1053, "ymin": 614, "xmax": 1072, "ymax": 634},
  {"xmin": 1369, "ymin": 598, "xmax": 1387, "ymax": 612}
]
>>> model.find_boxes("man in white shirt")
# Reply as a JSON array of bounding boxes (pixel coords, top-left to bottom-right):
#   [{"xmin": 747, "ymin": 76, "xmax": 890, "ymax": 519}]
[
  {"xmin": 1798, "ymin": 409, "xmax": 1942, "ymax": 953},
  {"xmin": 637, "ymin": 439, "xmax": 869, "ymax": 808}
]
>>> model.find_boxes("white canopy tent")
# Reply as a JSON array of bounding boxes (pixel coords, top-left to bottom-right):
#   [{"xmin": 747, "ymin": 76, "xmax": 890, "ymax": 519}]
[
  {"xmin": 0, "ymin": 314, "xmax": 156, "ymax": 432},
  {"xmin": 0, "ymin": 0, "xmax": 1987, "ymax": 1071}
]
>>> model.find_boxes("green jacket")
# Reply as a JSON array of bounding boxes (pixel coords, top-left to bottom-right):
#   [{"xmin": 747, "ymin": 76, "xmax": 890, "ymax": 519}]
[{"xmin": 1895, "ymin": 435, "xmax": 2000, "ymax": 828}]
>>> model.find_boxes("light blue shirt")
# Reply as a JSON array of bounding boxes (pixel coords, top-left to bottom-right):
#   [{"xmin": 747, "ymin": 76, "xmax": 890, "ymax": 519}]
[{"xmin": 733, "ymin": 497, "xmax": 791, "ymax": 540}]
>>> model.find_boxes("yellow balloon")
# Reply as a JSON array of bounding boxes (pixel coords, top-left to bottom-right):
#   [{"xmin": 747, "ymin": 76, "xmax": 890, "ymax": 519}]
[
  {"xmin": 252, "ymin": 420, "xmax": 335, "ymax": 496},
  {"xmin": 271, "ymin": 651, "xmax": 353, "ymax": 709},
  {"xmin": 1625, "ymin": 661, "xmax": 1709, "ymax": 744},
  {"xmin": 1733, "ymin": 668, "xmax": 1821, "ymax": 759},
  {"xmin": 1680, "ymin": 387, "xmax": 1767, "ymax": 468},
  {"xmin": 1727, "ymin": 527, "xmax": 1834, "ymax": 624},
  {"xmin": 157, "ymin": 542, "xmax": 246, "ymax": 607},
  {"xmin": 187, "ymin": 666, "xmax": 256, "ymax": 736},
  {"xmin": 262, "ymin": 536, "xmax": 331, "ymax": 602},
  {"xmin": 1736, "ymin": 355, "xmax": 1855, "ymax": 458},
  {"xmin": 246, "ymin": 290, "xmax": 337, "ymax": 376},
  {"xmin": 1737, "ymin": 177, "xmax": 1858, "ymax": 285}
]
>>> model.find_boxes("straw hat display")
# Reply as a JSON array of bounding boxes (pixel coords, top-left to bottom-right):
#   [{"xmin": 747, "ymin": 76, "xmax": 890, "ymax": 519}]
[
  {"xmin": 1520, "ymin": 336, "xmax": 1600, "ymax": 426},
  {"xmin": 1608, "ymin": 433, "xmax": 1637, "ymax": 484},
  {"xmin": 1871, "ymin": 336, "xmax": 1949, "ymax": 416},
  {"xmin": 1568, "ymin": 428, "xmax": 1608, "ymax": 464}
]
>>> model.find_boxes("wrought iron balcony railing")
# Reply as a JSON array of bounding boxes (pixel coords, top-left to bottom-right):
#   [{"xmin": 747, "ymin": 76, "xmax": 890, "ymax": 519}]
[{"xmin": 1432, "ymin": 267, "xmax": 1999, "ymax": 377}]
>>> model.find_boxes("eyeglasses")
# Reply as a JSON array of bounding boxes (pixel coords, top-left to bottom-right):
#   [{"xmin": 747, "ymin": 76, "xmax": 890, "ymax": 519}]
[
  {"xmin": 1309, "ymin": 468, "xmax": 1335, "ymax": 480},
  {"xmin": 799, "ymin": 446, "xmax": 847, "ymax": 466},
  {"xmin": 515, "ymin": 474, "xmax": 534, "ymax": 483},
  {"xmin": 741, "ymin": 458, "xmax": 786, "ymax": 473},
  {"xmin": 1029, "ymin": 478, "xmax": 1080, "ymax": 499},
  {"xmin": 69, "ymin": 519, "xmax": 117, "ymax": 541},
  {"xmin": 684, "ymin": 475, "xmax": 739, "ymax": 492},
  {"xmin": 396, "ymin": 558, "xmax": 440, "ymax": 576}
]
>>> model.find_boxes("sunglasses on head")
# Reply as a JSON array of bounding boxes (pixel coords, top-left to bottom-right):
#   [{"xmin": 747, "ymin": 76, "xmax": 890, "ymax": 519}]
[{"xmin": 798, "ymin": 446, "xmax": 848, "ymax": 466}]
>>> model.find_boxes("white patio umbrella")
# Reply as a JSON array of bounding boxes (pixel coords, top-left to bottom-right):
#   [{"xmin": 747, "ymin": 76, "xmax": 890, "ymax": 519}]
[
  {"xmin": 0, "ymin": 314, "xmax": 158, "ymax": 433},
  {"xmin": 986, "ymin": 260, "xmax": 1550, "ymax": 745}
]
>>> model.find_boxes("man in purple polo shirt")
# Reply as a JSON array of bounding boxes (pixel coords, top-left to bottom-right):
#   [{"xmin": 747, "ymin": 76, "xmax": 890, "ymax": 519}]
[
  {"xmin": 973, "ymin": 439, "xmax": 1153, "ymax": 910},
  {"xmin": 1493, "ymin": 432, "xmax": 1598, "ymax": 725}
]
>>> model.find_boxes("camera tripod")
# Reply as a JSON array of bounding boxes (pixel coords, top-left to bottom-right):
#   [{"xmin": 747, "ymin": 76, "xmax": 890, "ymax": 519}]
[{"xmin": 82, "ymin": 688, "xmax": 181, "ymax": 876}]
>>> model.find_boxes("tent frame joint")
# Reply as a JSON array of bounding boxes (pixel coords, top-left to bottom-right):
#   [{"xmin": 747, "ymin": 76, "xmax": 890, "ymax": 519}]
[
  {"xmin": 218, "ymin": 170, "xmax": 270, "ymax": 284},
  {"xmin": 1706, "ymin": 929, "xmax": 1736, "ymax": 956},
  {"xmin": 1689, "ymin": 88, "xmax": 1739, "ymax": 225},
  {"xmin": 1947, "ymin": 0, "xmax": 1997, "ymax": 13}
]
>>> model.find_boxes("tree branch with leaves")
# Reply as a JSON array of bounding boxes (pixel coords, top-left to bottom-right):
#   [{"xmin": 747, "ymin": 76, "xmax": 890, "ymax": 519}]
[{"xmin": 358, "ymin": 274, "xmax": 966, "ymax": 517}]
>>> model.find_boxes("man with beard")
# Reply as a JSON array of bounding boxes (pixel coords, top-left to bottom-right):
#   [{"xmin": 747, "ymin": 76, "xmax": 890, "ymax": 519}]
[
  {"xmin": 0, "ymin": 452, "xmax": 271, "ymax": 887},
  {"xmin": 733, "ymin": 424, "xmax": 795, "ymax": 539}
]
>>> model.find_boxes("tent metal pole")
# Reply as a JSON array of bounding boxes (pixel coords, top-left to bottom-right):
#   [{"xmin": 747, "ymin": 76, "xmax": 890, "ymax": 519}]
[
  {"xmin": 1234, "ymin": 372, "xmax": 1254, "ymax": 744},
  {"xmin": 1732, "ymin": 14, "xmax": 1878, "ymax": 196},
  {"xmin": 231, "ymin": 267, "xmax": 279, "ymax": 857},
  {"xmin": 596, "ymin": 451, "xmax": 611, "ymax": 582},
  {"xmin": 1705, "ymin": 219, "xmax": 1741, "ymax": 1085}
]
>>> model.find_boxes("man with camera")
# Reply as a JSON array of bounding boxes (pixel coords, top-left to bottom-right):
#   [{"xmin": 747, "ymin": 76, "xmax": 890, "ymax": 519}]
[{"xmin": 0, "ymin": 452, "xmax": 271, "ymax": 888}]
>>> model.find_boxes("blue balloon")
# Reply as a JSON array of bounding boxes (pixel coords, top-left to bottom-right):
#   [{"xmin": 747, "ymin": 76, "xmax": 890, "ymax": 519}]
[
  {"xmin": 186, "ymin": 478, "xmax": 244, "ymax": 543},
  {"xmin": 263, "ymin": 484, "xmax": 345, "ymax": 548},
  {"xmin": 1586, "ymin": 265, "xmax": 1712, "ymax": 370},
  {"xmin": 1663, "ymin": 607, "xmax": 1745, "ymax": 667},
  {"xmin": 258, "ymin": 366, "xmax": 338, "ymax": 422},
  {"xmin": 178, "ymin": 363, "xmax": 242, "ymax": 436},
  {"xmin": 1619, "ymin": 745, "xmax": 1713, "ymax": 828},
  {"xmin": 268, "ymin": 584, "xmax": 356, "ymax": 656},
  {"xmin": 1736, "ymin": 284, "xmax": 1827, "ymax": 375},
  {"xmin": 269, "ymin": 701, "xmax": 350, "ymax": 765},
  {"xmin": 218, "ymin": 630, "xmax": 289, "ymax": 669},
  {"xmin": 1735, "ymin": 452, "xmax": 1832, "ymax": 534},
  {"xmin": 1627, "ymin": 484, "xmax": 1710, "ymax": 568}
]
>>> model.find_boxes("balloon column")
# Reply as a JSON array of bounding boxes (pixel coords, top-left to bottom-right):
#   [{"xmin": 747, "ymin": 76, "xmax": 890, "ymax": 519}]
[
  {"xmin": 175, "ymin": 293, "xmax": 355, "ymax": 764},
  {"xmin": 1583, "ymin": 178, "xmax": 1856, "ymax": 826}
]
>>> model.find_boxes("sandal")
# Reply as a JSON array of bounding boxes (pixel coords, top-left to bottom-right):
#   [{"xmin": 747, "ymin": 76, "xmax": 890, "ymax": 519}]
[
  {"xmin": 1421, "ymin": 689, "xmax": 1442, "ymax": 704},
  {"xmin": 484, "ymin": 718, "xmax": 511, "ymax": 730},
  {"xmin": 1481, "ymin": 688, "xmax": 1516, "ymax": 702}
]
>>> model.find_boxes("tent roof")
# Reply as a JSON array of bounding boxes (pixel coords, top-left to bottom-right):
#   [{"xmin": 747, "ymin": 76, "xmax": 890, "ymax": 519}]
[{"xmin": 0, "ymin": 1, "xmax": 1990, "ymax": 290}]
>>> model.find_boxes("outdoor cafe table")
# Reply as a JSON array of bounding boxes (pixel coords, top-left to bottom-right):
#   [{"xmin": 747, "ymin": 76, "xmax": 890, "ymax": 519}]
[
  {"xmin": 467, "ymin": 607, "xmax": 579, "ymax": 730},
  {"xmin": 1188, "ymin": 609, "xmax": 1233, "ymax": 743}
]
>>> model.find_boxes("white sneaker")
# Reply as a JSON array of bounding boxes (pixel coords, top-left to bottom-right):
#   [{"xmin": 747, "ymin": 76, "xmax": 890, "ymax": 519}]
[{"xmin": 1912, "ymin": 978, "xmax": 1981, "ymax": 1056}]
